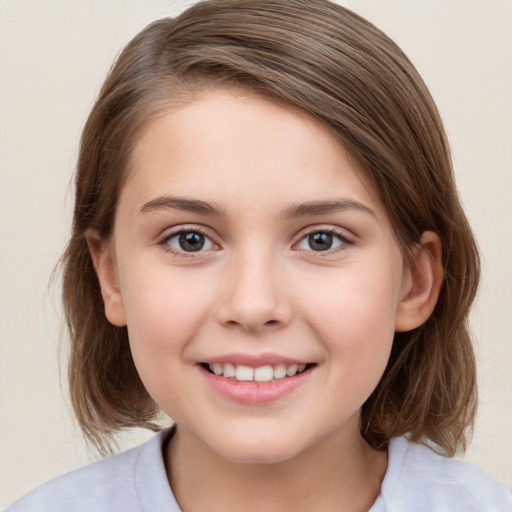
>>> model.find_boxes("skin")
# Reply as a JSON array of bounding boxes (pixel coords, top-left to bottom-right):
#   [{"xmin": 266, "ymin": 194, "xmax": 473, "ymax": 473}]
[{"xmin": 88, "ymin": 89, "xmax": 442, "ymax": 511}]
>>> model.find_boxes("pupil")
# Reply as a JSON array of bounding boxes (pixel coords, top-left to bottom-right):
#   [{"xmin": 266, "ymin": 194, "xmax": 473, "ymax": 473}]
[
  {"xmin": 179, "ymin": 232, "xmax": 205, "ymax": 252},
  {"xmin": 309, "ymin": 232, "xmax": 332, "ymax": 251}
]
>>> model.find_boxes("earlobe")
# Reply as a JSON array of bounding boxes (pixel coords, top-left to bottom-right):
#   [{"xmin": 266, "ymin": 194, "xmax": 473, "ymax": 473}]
[
  {"xmin": 85, "ymin": 228, "xmax": 127, "ymax": 327},
  {"xmin": 395, "ymin": 231, "xmax": 443, "ymax": 333}
]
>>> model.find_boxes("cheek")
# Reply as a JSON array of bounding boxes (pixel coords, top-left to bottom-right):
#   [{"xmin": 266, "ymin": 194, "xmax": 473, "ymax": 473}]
[
  {"xmin": 119, "ymin": 266, "xmax": 213, "ymax": 365},
  {"xmin": 118, "ymin": 267, "xmax": 217, "ymax": 416},
  {"xmin": 299, "ymin": 266, "xmax": 400, "ymax": 371}
]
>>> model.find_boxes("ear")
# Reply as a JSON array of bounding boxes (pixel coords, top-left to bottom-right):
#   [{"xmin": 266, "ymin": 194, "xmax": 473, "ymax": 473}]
[
  {"xmin": 85, "ymin": 228, "xmax": 127, "ymax": 327},
  {"xmin": 395, "ymin": 231, "xmax": 443, "ymax": 332}
]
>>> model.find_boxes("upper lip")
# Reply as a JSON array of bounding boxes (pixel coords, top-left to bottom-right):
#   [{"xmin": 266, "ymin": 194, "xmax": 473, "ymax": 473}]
[{"xmin": 200, "ymin": 353, "xmax": 313, "ymax": 367}]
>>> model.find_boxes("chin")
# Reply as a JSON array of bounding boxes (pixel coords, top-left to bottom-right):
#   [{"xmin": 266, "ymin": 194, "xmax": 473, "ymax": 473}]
[
  {"xmin": 209, "ymin": 432, "xmax": 308, "ymax": 465},
  {"xmin": 219, "ymin": 447, "xmax": 297, "ymax": 465}
]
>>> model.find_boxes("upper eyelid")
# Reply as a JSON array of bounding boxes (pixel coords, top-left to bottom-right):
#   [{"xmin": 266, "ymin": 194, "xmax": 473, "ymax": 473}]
[
  {"xmin": 295, "ymin": 225, "xmax": 354, "ymax": 240},
  {"xmin": 158, "ymin": 224, "xmax": 217, "ymax": 240}
]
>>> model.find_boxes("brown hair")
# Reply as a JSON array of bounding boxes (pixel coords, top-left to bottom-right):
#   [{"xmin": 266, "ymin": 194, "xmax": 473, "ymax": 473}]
[{"xmin": 62, "ymin": 0, "xmax": 479, "ymax": 456}]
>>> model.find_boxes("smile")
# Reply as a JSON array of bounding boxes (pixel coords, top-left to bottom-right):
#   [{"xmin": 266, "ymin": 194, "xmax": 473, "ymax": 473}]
[
  {"xmin": 198, "ymin": 356, "xmax": 317, "ymax": 404},
  {"xmin": 204, "ymin": 362, "xmax": 310, "ymax": 382}
]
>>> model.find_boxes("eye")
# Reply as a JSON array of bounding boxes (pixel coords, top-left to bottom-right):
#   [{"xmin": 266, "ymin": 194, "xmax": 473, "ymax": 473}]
[
  {"xmin": 296, "ymin": 230, "xmax": 349, "ymax": 252},
  {"xmin": 162, "ymin": 230, "xmax": 216, "ymax": 253}
]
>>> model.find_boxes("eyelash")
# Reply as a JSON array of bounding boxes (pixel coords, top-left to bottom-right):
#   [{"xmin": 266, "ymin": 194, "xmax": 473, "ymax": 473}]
[
  {"xmin": 157, "ymin": 227, "xmax": 218, "ymax": 258},
  {"xmin": 157, "ymin": 226, "xmax": 354, "ymax": 258},
  {"xmin": 294, "ymin": 227, "xmax": 354, "ymax": 254}
]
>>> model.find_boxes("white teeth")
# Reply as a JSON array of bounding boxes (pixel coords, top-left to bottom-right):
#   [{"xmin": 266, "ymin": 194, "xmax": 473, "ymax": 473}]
[
  {"xmin": 286, "ymin": 364, "xmax": 298, "ymax": 377},
  {"xmin": 235, "ymin": 365, "xmax": 254, "ymax": 381},
  {"xmin": 207, "ymin": 362, "xmax": 309, "ymax": 381},
  {"xmin": 254, "ymin": 365, "xmax": 274, "ymax": 382},
  {"xmin": 211, "ymin": 363, "xmax": 223, "ymax": 376},
  {"xmin": 223, "ymin": 362, "xmax": 236, "ymax": 378},
  {"xmin": 273, "ymin": 364, "xmax": 287, "ymax": 379}
]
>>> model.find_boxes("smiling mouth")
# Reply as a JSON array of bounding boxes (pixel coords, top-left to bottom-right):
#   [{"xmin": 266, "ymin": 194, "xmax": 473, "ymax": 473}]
[{"xmin": 201, "ymin": 362, "xmax": 315, "ymax": 382}]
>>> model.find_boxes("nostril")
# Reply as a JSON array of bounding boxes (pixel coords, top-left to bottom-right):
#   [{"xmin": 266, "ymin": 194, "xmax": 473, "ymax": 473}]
[{"xmin": 223, "ymin": 318, "xmax": 282, "ymax": 331}]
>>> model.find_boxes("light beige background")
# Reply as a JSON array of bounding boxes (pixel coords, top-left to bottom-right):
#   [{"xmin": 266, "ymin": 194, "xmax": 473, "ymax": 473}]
[{"xmin": 1, "ymin": 0, "xmax": 511, "ymax": 506}]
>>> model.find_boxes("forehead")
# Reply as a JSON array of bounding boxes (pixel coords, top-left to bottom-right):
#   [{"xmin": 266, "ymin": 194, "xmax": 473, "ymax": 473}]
[{"xmin": 123, "ymin": 88, "xmax": 383, "ymax": 219}]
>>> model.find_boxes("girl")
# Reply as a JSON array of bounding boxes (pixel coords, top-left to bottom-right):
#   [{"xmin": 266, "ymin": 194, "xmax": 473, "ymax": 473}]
[{"xmin": 6, "ymin": 0, "xmax": 511, "ymax": 510}]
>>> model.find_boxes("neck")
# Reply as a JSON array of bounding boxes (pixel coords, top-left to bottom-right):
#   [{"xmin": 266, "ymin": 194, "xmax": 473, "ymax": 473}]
[{"xmin": 165, "ymin": 419, "xmax": 387, "ymax": 512}]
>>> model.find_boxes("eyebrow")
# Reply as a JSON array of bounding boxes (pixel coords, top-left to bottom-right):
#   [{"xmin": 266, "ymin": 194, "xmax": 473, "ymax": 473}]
[
  {"xmin": 140, "ymin": 195, "xmax": 226, "ymax": 217},
  {"xmin": 280, "ymin": 199, "xmax": 375, "ymax": 219},
  {"xmin": 139, "ymin": 195, "xmax": 374, "ymax": 219}
]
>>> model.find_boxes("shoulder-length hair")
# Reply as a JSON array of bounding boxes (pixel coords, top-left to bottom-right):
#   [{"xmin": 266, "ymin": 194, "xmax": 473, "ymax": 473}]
[{"xmin": 62, "ymin": 0, "xmax": 479, "ymax": 455}]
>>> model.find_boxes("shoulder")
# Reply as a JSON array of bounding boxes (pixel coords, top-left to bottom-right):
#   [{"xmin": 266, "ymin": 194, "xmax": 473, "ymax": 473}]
[
  {"xmin": 378, "ymin": 437, "xmax": 512, "ymax": 512},
  {"xmin": 5, "ymin": 430, "xmax": 179, "ymax": 512}
]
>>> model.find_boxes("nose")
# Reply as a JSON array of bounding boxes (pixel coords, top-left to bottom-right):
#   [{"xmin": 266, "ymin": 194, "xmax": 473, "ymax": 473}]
[{"xmin": 214, "ymin": 250, "xmax": 293, "ymax": 333}]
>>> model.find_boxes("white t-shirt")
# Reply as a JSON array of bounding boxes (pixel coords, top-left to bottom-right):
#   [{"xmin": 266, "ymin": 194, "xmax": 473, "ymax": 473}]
[{"xmin": 6, "ymin": 430, "xmax": 512, "ymax": 511}]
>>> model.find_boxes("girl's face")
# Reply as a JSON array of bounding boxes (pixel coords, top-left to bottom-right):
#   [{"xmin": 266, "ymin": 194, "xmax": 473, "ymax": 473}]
[{"xmin": 101, "ymin": 89, "xmax": 414, "ymax": 463}]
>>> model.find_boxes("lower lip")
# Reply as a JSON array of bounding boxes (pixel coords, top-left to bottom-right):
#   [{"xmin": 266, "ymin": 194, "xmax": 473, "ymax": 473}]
[{"xmin": 199, "ymin": 365, "xmax": 314, "ymax": 405}]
